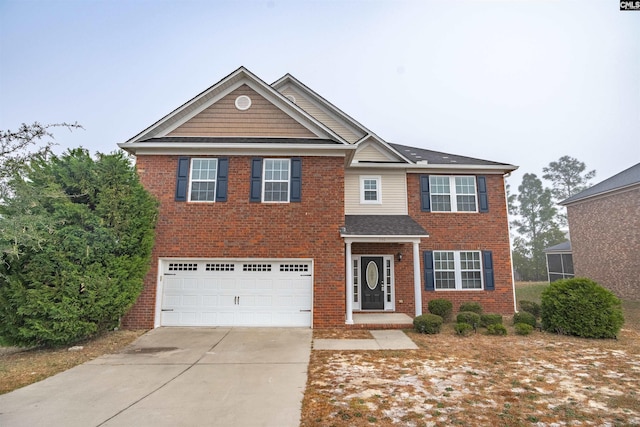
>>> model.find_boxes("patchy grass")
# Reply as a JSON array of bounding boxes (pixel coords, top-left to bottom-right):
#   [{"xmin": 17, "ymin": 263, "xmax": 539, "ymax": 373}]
[
  {"xmin": 515, "ymin": 281, "xmax": 548, "ymax": 305},
  {"xmin": 0, "ymin": 330, "xmax": 145, "ymax": 395},
  {"xmin": 302, "ymin": 328, "xmax": 640, "ymax": 426},
  {"xmin": 314, "ymin": 329, "xmax": 373, "ymax": 339},
  {"xmin": 622, "ymin": 299, "xmax": 640, "ymax": 331}
]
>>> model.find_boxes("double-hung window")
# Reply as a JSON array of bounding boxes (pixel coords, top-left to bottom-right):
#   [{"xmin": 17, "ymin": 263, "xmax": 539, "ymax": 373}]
[
  {"xmin": 189, "ymin": 158, "xmax": 218, "ymax": 202},
  {"xmin": 360, "ymin": 176, "xmax": 381, "ymax": 204},
  {"xmin": 429, "ymin": 176, "xmax": 477, "ymax": 212},
  {"xmin": 263, "ymin": 159, "xmax": 290, "ymax": 202},
  {"xmin": 433, "ymin": 250, "xmax": 483, "ymax": 290}
]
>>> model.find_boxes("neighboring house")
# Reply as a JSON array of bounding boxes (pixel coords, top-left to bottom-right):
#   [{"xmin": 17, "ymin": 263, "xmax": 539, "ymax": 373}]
[
  {"xmin": 544, "ymin": 241, "xmax": 574, "ymax": 282},
  {"xmin": 560, "ymin": 162, "xmax": 640, "ymax": 301},
  {"xmin": 118, "ymin": 67, "xmax": 518, "ymax": 329}
]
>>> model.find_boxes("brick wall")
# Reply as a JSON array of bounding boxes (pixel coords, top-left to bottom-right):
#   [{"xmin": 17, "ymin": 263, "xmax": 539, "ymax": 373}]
[
  {"xmin": 123, "ymin": 155, "xmax": 346, "ymax": 329},
  {"xmin": 407, "ymin": 173, "xmax": 516, "ymax": 315},
  {"xmin": 566, "ymin": 187, "xmax": 640, "ymax": 300}
]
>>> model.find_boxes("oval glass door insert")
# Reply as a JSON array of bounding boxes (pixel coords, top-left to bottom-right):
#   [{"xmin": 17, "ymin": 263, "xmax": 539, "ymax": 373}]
[{"xmin": 366, "ymin": 261, "xmax": 379, "ymax": 290}]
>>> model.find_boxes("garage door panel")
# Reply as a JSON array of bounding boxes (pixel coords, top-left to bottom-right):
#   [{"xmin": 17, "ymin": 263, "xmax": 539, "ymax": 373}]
[{"xmin": 160, "ymin": 260, "xmax": 312, "ymax": 327}]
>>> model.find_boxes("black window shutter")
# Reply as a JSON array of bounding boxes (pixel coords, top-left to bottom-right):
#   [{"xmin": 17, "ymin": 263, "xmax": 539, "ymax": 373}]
[
  {"xmin": 477, "ymin": 176, "xmax": 489, "ymax": 213},
  {"xmin": 215, "ymin": 158, "xmax": 229, "ymax": 202},
  {"xmin": 250, "ymin": 158, "xmax": 263, "ymax": 202},
  {"xmin": 424, "ymin": 251, "xmax": 435, "ymax": 291},
  {"xmin": 482, "ymin": 250, "xmax": 495, "ymax": 290},
  {"xmin": 420, "ymin": 175, "xmax": 431, "ymax": 212},
  {"xmin": 290, "ymin": 157, "xmax": 302, "ymax": 202},
  {"xmin": 175, "ymin": 157, "xmax": 190, "ymax": 201}
]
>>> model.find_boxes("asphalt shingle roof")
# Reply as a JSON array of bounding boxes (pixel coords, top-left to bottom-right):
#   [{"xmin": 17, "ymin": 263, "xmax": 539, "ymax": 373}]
[
  {"xmin": 561, "ymin": 162, "xmax": 640, "ymax": 205},
  {"xmin": 343, "ymin": 215, "xmax": 429, "ymax": 236},
  {"xmin": 389, "ymin": 143, "xmax": 514, "ymax": 167},
  {"xmin": 544, "ymin": 241, "xmax": 572, "ymax": 253}
]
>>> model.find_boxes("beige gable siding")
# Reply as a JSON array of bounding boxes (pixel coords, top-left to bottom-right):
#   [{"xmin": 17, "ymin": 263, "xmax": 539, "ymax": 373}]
[
  {"xmin": 354, "ymin": 144, "xmax": 395, "ymax": 162},
  {"xmin": 345, "ymin": 169, "xmax": 408, "ymax": 215},
  {"xmin": 280, "ymin": 87, "xmax": 363, "ymax": 144},
  {"xmin": 168, "ymin": 85, "xmax": 316, "ymax": 138}
]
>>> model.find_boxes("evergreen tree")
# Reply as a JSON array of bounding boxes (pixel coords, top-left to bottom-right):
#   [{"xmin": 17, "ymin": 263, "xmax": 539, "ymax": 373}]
[
  {"xmin": 511, "ymin": 173, "xmax": 564, "ymax": 281},
  {"xmin": 0, "ymin": 148, "xmax": 157, "ymax": 347}
]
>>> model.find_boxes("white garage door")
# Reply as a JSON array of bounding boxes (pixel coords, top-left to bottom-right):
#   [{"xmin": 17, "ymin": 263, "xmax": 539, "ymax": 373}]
[{"xmin": 159, "ymin": 260, "xmax": 312, "ymax": 327}]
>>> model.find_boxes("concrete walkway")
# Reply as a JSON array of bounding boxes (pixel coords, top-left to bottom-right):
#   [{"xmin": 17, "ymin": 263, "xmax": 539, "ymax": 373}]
[
  {"xmin": 313, "ymin": 330, "xmax": 418, "ymax": 350},
  {"xmin": 0, "ymin": 328, "xmax": 311, "ymax": 427}
]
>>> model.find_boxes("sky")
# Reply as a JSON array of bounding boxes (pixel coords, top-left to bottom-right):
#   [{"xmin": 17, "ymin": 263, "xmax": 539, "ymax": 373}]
[{"xmin": 1, "ymin": 0, "xmax": 639, "ymax": 192}]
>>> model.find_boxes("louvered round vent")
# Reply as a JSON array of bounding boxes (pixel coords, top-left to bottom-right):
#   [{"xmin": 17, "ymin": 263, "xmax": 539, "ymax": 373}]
[
  {"xmin": 286, "ymin": 94, "xmax": 296, "ymax": 103},
  {"xmin": 235, "ymin": 95, "xmax": 252, "ymax": 111}
]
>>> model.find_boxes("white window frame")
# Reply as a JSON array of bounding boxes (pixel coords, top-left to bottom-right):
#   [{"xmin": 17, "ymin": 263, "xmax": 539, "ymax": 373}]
[
  {"xmin": 262, "ymin": 159, "xmax": 291, "ymax": 203},
  {"xmin": 359, "ymin": 176, "xmax": 382, "ymax": 204},
  {"xmin": 188, "ymin": 158, "xmax": 218, "ymax": 202},
  {"xmin": 433, "ymin": 250, "xmax": 483, "ymax": 291},
  {"xmin": 429, "ymin": 176, "xmax": 478, "ymax": 212}
]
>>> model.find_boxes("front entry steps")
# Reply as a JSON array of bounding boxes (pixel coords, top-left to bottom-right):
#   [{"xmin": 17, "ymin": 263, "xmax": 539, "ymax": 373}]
[{"xmin": 348, "ymin": 313, "xmax": 413, "ymax": 330}]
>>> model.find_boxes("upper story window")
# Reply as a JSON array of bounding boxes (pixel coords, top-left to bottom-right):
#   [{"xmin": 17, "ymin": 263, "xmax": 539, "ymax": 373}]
[
  {"xmin": 263, "ymin": 159, "xmax": 290, "ymax": 202},
  {"xmin": 429, "ymin": 176, "xmax": 477, "ymax": 212},
  {"xmin": 360, "ymin": 176, "xmax": 381, "ymax": 204},
  {"xmin": 433, "ymin": 250, "xmax": 483, "ymax": 290},
  {"xmin": 189, "ymin": 158, "xmax": 218, "ymax": 202}
]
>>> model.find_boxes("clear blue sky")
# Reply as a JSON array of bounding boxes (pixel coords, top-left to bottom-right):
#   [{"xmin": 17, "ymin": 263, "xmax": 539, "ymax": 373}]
[{"xmin": 1, "ymin": 0, "xmax": 638, "ymax": 189}]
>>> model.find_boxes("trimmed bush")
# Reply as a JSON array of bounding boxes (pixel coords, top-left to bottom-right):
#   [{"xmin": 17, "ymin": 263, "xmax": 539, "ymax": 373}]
[
  {"xmin": 519, "ymin": 300, "xmax": 541, "ymax": 318},
  {"xmin": 541, "ymin": 278, "xmax": 624, "ymax": 339},
  {"xmin": 486, "ymin": 324, "xmax": 507, "ymax": 336},
  {"xmin": 480, "ymin": 314, "xmax": 503, "ymax": 327},
  {"xmin": 428, "ymin": 299, "xmax": 453, "ymax": 321},
  {"xmin": 457, "ymin": 311, "xmax": 481, "ymax": 327},
  {"xmin": 459, "ymin": 302, "xmax": 483, "ymax": 314},
  {"xmin": 455, "ymin": 322, "xmax": 474, "ymax": 336},
  {"xmin": 513, "ymin": 311, "xmax": 536, "ymax": 328},
  {"xmin": 413, "ymin": 314, "xmax": 443, "ymax": 334},
  {"xmin": 515, "ymin": 323, "xmax": 534, "ymax": 336}
]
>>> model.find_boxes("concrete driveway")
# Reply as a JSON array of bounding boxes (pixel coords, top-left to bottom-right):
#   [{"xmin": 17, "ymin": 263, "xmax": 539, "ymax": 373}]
[{"xmin": 0, "ymin": 328, "xmax": 312, "ymax": 427}]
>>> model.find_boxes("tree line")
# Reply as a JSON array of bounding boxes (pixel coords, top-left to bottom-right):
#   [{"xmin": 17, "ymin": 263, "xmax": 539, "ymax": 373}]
[{"xmin": 509, "ymin": 156, "xmax": 596, "ymax": 281}]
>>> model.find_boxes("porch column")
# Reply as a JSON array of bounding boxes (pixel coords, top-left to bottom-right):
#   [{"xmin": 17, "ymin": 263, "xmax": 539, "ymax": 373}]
[
  {"xmin": 413, "ymin": 241, "xmax": 423, "ymax": 316},
  {"xmin": 345, "ymin": 241, "xmax": 354, "ymax": 324}
]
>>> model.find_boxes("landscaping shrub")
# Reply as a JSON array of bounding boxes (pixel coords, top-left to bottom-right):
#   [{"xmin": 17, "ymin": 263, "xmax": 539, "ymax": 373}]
[
  {"xmin": 0, "ymin": 149, "xmax": 158, "ymax": 347},
  {"xmin": 456, "ymin": 311, "xmax": 481, "ymax": 327},
  {"xmin": 480, "ymin": 314, "xmax": 503, "ymax": 327},
  {"xmin": 454, "ymin": 322, "xmax": 474, "ymax": 336},
  {"xmin": 459, "ymin": 302, "xmax": 482, "ymax": 314},
  {"xmin": 413, "ymin": 314, "xmax": 443, "ymax": 334},
  {"xmin": 541, "ymin": 277, "xmax": 624, "ymax": 339},
  {"xmin": 486, "ymin": 324, "xmax": 507, "ymax": 336},
  {"xmin": 428, "ymin": 299, "xmax": 453, "ymax": 321},
  {"xmin": 519, "ymin": 300, "xmax": 541, "ymax": 318},
  {"xmin": 515, "ymin": 323, "xmax": 534, "ymax": 336},
  {"xmin": 513, "ymin": 311, "xmax": 536, "ymax": 328}
]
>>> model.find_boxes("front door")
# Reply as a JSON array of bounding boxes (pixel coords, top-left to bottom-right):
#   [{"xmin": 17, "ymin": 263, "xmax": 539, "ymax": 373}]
[{"xmin": 361, "ymin": 256, "xmax": 384, "ymax": 310}]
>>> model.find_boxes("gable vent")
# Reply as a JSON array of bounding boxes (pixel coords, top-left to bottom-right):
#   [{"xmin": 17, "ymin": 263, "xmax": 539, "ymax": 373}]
[
  {"xmin": 285, "ymin": 94, "xmax": 296, "ymax": 103},
  {"xmin": 235, "ymin": 95, "xmax": 252, "ymax": 111}
]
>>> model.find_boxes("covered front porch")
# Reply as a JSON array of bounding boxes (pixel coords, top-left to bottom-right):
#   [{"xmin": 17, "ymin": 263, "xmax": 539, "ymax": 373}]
[{"xmin": 341, "ymin": 215, "xmax": 429, "ymax": 326}]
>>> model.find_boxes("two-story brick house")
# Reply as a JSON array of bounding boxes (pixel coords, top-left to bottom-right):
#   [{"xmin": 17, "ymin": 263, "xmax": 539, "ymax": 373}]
[{"xmin": 119, "ymin": 67, "xmax": 518, "ymax": 329}]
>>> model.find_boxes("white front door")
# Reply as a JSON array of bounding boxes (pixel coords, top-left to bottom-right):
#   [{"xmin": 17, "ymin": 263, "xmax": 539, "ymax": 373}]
[{"xmin": 159, "ymin": 259, "xmax": 312, "ymax": 327}]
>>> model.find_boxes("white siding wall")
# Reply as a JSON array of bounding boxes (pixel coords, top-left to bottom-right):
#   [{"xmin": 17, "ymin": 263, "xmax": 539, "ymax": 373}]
[
  {"xmin": 354, "ymin": 144, "xmax": 394, "ymax": 162},
  {"xmin": 280, "ymin": 87, "xmax": 364, "ymax": 144},
  {"xmin": 345, "ymin": 169, "xmax": 408, "ymax": 215}
]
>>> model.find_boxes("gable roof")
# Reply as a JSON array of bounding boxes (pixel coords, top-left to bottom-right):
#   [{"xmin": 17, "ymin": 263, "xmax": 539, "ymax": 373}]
[
  {"xmin": 122, "ymin": 66, "xmax": 347, "ymax": 146},
  {"xmin": 560, "ymin": 162, "xmax": 640, "ymax": 205}
]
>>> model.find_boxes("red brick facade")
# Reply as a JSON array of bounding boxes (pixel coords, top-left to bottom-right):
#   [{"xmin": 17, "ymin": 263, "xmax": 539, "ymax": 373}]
[
  {"xmin": 566, "ymin": 188, "xmax": 640, "ymax": 301},
  {"xmin": 407, "ymin": 173, "xmax": 515, "ymax": 315},
  {"xmin": 123, "ymin": 155, "xmax": 346, "ymax": 329}
]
